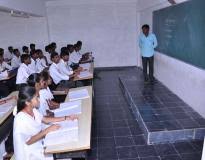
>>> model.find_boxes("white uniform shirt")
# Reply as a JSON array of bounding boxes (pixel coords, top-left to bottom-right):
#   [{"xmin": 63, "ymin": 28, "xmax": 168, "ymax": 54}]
[
  {"xmin": 4, "ymin": 51, "xmax": 13, "ymax": 60},
  {"xmin": 40, "ymin": 58, "xmax": 48, "ymax": 68},
  {"xmin": 36, "ymin": 58, "xmax": 46, "ymax": 73},
  {"xmin": 58, "ymin": 59, "xmax": 73, "ymax": 76},
  {"xmin": 28, "ymin": 58, "xmax": 38, "ymax": 74},
  {"xmin": 44, "ymin": 52, "xmax": 52, "ymax": 65},
  {"xmin": 0, "ymin": 61, "xmax": 12, "ymax": 72},
  {"xmin": 16, "ymin": 63, "xmax": 31, "ymax": 84},
  {"xmin": 69, "ymin": 51, "xmax": 81, "ymax": 64},
  {"xmin": 13, "ymin": 108, "xmax": 45, "ymax": 160},
  {"xmin": 49, "ymin": 63, "xmax": 69, "ymax": 85},
  {"xmin": 11, "ymin": 55, "xmax": 21, "ymax": 68},
  {"xmin": 39, "ymin": 87, "xmax": 54, "ymax": 115}
]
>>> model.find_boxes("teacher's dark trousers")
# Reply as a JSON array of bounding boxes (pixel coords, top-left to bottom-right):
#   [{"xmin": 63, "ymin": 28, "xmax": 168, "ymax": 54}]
[{"xmin": 142, "ymin": 56, "xmax": 154, "ymax": 80}]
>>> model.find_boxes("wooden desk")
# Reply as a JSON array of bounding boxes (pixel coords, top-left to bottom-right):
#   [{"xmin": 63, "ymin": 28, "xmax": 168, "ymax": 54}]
[
  {"xmin": 73, "ymin": 62, "xmax": 94, "ymax": 81},
  {"xmin": 0, "ymin": 91, "xmax": 18, "ymax": 125},
  {"xmin": 45, "ymin": 86, "xmax": 93, "ymax": 154}
]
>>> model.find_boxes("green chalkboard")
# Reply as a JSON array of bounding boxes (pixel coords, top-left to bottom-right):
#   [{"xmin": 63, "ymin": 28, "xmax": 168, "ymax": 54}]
[{"xmin": 153, "ymin": 0, "xmax": 205, "ymax": 69}]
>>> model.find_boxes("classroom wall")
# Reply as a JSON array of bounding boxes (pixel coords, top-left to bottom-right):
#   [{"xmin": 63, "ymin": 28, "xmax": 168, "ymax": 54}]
[
  {"xmin": 138, "ymin": 0, "xmax": 205, "ymax": 117},
  {"xmin": 46, "ymin": 0, "xmax": 139, "ymax": 67},
  {"xmin": 0, "ymin": 11, "xmax": 49, "ymax": 51},
  {"xmin": 0, "ymin": 0, "xmax": 46, "ymax": 16}
]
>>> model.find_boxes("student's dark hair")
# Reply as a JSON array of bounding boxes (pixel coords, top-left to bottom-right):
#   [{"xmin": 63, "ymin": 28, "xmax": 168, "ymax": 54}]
[
  {"xmin": 8, "ymin": 46, "xmax": 13, "ymax": 50},
  {"xmin": 60, "ymin": 47, "xmax": 69, "ymax": 56},
  {"xmin": 0, "ymin": 52, "xmax": 3, "ymax": 57},
  {"xmin": 30, "ymin": 43, "xmax": 35, "ymax": 48},
  {"xmin": 45, "ymin": 45, "xmax": 49, "ymax": 52},
  {"xmin": 30, "ymin": 50, "xmax": 37, "ymax": 57},
  {"xmin": 27, "ymin": 73, "xmax": 40, "ymax": 87},
  {"xmin": 17, "ymin": 86, "xmax": 36, "ymax": 113},
  {"xmin": 76, "ymin": 41, "xmax": 82, "ymax": 46},
  {"xmin": 21, "ymin": 54, "xmax": 30, "ymax": 63},
  {"xmin": 40, "ymin": 71, "xmax": 50, "ymax": 81},
  {"xmin": 51, "ymin": 42, "xmax": 56, "ymax": 46},
  {"xmin": 60, "ymin": 51, "xmax": 69, "ymax": 58},
  {"xmin": 0, "ymin": 48, "xmax": 4, "ymax": 54},
  {"xmin": 35, "ymin": 49, "xmax": 42, "ymax": 54},
  {"xmin": 13, "ymin": 49, "xmax": 19, "ymax": 55},
  {"xmin": 22, "ymin": 46, "xmax": 28, "ymax": 52},
  {"xmin": 50, "ymin": 52, "xmax": 59, "ymax": 59},
  {"xmin": 67, "ymin": 44, "xmax": 73, "ymax": 49},
  {"xmin": 142, "ymin": 24, "xmax": 150, "ymax": 29}
]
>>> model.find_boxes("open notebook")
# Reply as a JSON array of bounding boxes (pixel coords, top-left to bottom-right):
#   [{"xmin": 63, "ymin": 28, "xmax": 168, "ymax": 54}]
[
  {"xmin": 79, "ymin": 63, "xmax": 90, "ymax": 70},
  {"xmin": 54, "ymin": 100, "xmax": 82, "ymax": 117},
  {"xmin": 69, "ymin": 89, "xmax": 90, "ymax": 101},
  {"xmin": 44, "ymin": 120, "xmax": 78, "ymax": 147}
]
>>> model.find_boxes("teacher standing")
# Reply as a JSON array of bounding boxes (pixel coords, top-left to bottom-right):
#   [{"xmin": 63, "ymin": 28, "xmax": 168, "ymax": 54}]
[{"xmin": 139, "ymin": 24, "xmax": 158, "ymax": 83}]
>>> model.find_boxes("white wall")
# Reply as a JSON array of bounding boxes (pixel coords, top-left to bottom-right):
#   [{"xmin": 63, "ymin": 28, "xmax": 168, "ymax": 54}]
[
  {"xmin": 0, "ymin": 0, "xmax": 46, "ymax": 16},
  {"xmin": 138, "ymin": 0, "xmax": 205, "ymax": 117},
  {"xmin": 46, "ymin": 0, "xmax": 139, "ymax": 67},
  {"xmin": 0, "ymin": 11, "xmax": 48, "ymax": 51}
]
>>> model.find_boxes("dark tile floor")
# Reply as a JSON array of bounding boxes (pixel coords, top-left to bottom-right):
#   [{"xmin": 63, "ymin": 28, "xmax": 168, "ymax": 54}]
[{"xmin": 88, "ymin": 67, "xmax": 203, "ymax": 160}]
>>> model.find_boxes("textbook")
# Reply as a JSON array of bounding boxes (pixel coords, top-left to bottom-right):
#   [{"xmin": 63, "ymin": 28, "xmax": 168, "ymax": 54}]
[
  {"xmin": 0, "ymin": 101, "xmax": 14, "ymax": 115},
  {"xmin": 54, "ymin": 100, "xmax": 82, "ymax": 117},
  {"xmin": 69, "ymin": 89, "xmax": 90, "ymax": 101},
  {"xmin": 44, "ymin": 120, "xmax": 78, "ymax": 147}
]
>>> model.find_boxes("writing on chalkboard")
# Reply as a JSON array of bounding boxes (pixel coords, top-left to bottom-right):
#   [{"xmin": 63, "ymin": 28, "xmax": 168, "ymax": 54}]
[{"xmin": 153, "ymin": 0, "xmax": 205, "ymax": 69}]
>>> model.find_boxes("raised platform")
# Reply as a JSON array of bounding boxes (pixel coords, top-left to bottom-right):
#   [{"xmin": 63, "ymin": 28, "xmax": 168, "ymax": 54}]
[{"xmin": 119, "ymin": 68, "xmax": 205, "ymax": 144}]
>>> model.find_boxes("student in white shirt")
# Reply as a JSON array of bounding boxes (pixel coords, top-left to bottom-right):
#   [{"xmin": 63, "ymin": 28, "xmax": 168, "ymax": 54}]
[
  {"xmin": 11, "ymin": 49, "xmax": 21, "ymax": 68},
  {"xmin": 22, "ymin": 46, "xmax": 29, "ymax": 55},
  {"xmin": 13, "ymin": 86, "xmax": 78, "ymax": 160},
  {"xmin": 28, "ymin": 50, "xmax": 42, "ymax": 74},
  {"xmin": 59, "ymin": 47, "xmax": 75, "ymax": 76},
  {"xmin": 69, "ymin": 43, "xmax": 82, "ymax": 64},
  {"xmin": 0, "ymin": 52, "xmax": 12, "ymax": 72},
  {"xmin": 44, "ymin": 45, "xmax": 52, "ymax": 65},
  {"xmin": 4, "ymin": 46, "xmax": 13, "ymax": 62},
  {"xmin": 16, "ymin": 54, "xmax": 31, "ymax": 85},
  {"xmin": 49, "ymin": 52, "xmax": 71, "ymax": 89},
  {"xmin": 27, "ymin": 72, "xmax": 60, "ymax": 116},
  {"xmin": 36, "ymin": 49, "xmax": 48, "ymax": 72}
]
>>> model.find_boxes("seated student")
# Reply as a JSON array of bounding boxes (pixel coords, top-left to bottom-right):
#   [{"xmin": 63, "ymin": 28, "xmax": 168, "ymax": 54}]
[
  {"xmin": 36, "ymin": 49, "xmax": 48, "ymax": 72},
  {"xmin": 0, "ymin": 52, "xmax": 12, "ymax": 72},
  {"xmin": 49, "ymin": 52, "xmax": 71, "ymax": 89},
  {"xmin": 22, "ymin": 46, "xmax": 29, "ymax": 55},
  {"xmin": 28, "ymin": 50, "xmax": 42, "ymax": 74},
  {"xmin": 39, "ymin": 71, "xmax": 60, "ymax": 115},
  {"xmin": 11, "ymin": 49, "xmax": 21, "ymax": 68},
  {"xmin": 59, "ymin": 47, "xmax": 75, "ymax": 76},
  {"xmin": 13, "ymin": 86, "xmax": 78, "ymax": 160},
  {"xmin": 30, "ymin": 43, "xmax": 35, "ymax": 53},
  {"xmin": 27, "ymin": 73, "xmax": 56, "ymax": 116},
  {"xmin": 69, "ymin": 43, "xmax": 82, "ymax": 65},
  {"xmin": 4, "ymin": 46, "xmax": 13, "ymax": 62},
  {"xmin": 76, "ymin": 41, "xmax": 92, "ymax": 62},
  {"xmin": 16, "ymin": 54, "xmax": 31, "ymax": 86},
  {"xmin": 44, "ymin": 45, "xmax": 52, "ymax": 65}
]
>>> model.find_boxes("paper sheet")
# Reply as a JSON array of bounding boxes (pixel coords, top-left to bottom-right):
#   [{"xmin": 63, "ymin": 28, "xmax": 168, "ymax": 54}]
[{"xmin": 69, "ymin": 89, "xmax": 90, "ymax": 101}]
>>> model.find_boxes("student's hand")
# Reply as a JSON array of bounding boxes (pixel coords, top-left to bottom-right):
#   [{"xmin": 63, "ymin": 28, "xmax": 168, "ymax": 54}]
[
  {"xmin": 64, "ymin": 89, "xmax": 69, "ymax": 94},
  {"xmin": 66, "ymin": 115, "xmax": 78, "ymax": 121},
  {"xmin": 45, "ymin": 124, "xmax": 60, "ymax": 134}
]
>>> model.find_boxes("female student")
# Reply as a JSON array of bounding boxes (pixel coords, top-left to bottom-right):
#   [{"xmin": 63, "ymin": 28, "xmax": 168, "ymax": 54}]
[
  {"xmin": 27, "ymin": 72, "xmax": 59, "ymax": 116},
  {"xmin": 13, "ymin": 86, "xmax": 78, "ymax": 160}
]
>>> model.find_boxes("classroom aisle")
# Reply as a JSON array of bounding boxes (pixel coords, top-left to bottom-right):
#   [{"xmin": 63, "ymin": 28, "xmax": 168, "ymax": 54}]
[{"xmin": 88, "ymin": 67, "xmax": 203, "ymax": 160}]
